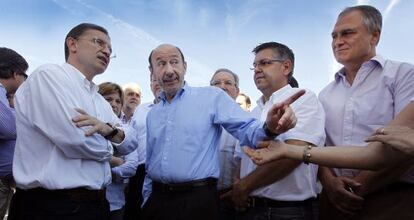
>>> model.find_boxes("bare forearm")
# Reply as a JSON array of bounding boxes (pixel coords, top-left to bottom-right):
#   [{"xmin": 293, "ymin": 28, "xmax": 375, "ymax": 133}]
[
  {"xmin": 318, "ymin": 166, "xmax": 336, "ymax": 186},
  {"xmin": 241, "ymin": 158, "xmax": 300, "ymax": 192},
  {"xmin": 285, "ymin": 143, "xmax": 388, "ymax": 170},
  {"xmin": 354, "ymin": 159, "xmax": 414, "ymax": 196}
]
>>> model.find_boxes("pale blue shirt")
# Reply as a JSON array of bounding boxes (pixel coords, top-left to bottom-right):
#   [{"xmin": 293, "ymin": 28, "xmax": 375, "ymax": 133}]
[
  {"xmin": 319, "ymin": 55, "xmax": 414, "ymax": 182},
  {"xmin": 0, "ymin": 83, "xmax": 16, "ymax": 178},
  {"xmin": 106, "ymin": 149, "xmax": 139, "ymax": 211},
  {"xmin": 143, "ymin": 83, "xmax": 267, "ymax": 201},
  {"xmin": 130, "ymin": 102, "xmax": 155, "ymax": 165}
]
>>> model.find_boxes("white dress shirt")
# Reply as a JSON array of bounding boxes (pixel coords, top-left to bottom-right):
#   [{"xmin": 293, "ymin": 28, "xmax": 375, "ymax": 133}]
[
  {"xmin": 218, "ymin": 130, "xmax": 240, "ymax": 190},
  {"xmin": 13, "ymin": 63, "xmax": 138, "ymax": 190},
  {"xmin": 240, "ymin": 85, "xmax": 326, "ymax": 201},
  {"xmin": 130, "ymin": 101, "xmax": 155, "ymax": 165}
]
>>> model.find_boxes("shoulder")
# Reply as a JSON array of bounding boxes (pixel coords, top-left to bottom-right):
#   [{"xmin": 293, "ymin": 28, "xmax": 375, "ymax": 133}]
[
  {"xmin": 189, "ymin": 86, "xmax": 223, "ymax": 96},
  {"xmin": 289, "ymin": 88, "xmax": 320, "ymax": 109},
  {"xmin": 382, "ymin": 59, "xmax": 414, "ymax": 77},
  {"xmin": 33, "ymin": 63, "xmax": 64, "ymax": 76},
  {"xmin": 29, "ymin": 63, "xmax": 68, "ymax": 83},
  {"xmin": 318, "ymin": 80, "xmax": 337, "ymax": 102}
]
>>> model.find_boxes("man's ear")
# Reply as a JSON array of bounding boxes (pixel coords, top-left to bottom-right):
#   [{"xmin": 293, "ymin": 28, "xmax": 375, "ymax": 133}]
[
  {"xmin": 371, "ymin": 30, "xmax": 381, "ymax": 46},
  {"xmin": 67, "ymin": 37, "xmax": 78, "ymax": 55},
  {"xmin": 183, "ymin": 61, "xmax": 187, "ymax": 72},
  {"xmin": 282, "ymin": 59, "xmax": 293, "ymax": 77}
]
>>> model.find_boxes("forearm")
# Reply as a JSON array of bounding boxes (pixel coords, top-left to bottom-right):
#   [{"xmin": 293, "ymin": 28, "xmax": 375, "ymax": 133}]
[
  {"xmin": 241, "ymin": 158, "xmax": 301, "ymax": 193},
  {"xmin": 285, "ymin": 143, "xmax": 388, "ymax": 170},
  {"xmin": 318, "ymin": 166, "xmax": 337, "ymax": 186},
  {"xmin": 354, "ymin": 158, "xmax": 414, "ymax": 196},
  {"xmin": 111, "ymin": 125, "xmax": 138, "ymax": 155},
  {"xmin": 112, "ymin": 150, "xmax": 139, "ymax": 178}
]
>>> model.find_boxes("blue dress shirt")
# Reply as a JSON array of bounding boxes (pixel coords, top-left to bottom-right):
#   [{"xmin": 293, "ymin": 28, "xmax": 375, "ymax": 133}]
[
  {"xmin": 0, "ymin": 83, "xmax": 16, "ymax": 178},
  {"xmin": 144, "ymin": 83, "xmax": 267, "ymax": 199}
]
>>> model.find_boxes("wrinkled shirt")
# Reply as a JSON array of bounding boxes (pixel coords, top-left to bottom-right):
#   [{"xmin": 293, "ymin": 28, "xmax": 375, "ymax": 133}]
[
  {"xmin": 106, "ymin": 149, "xmax": 139, "ymax": 211},
  {"xmin": 143, "ymin": 83, "xmax": 267, "ymax": 200},
  {"xmin": 0, "ymin": 83, "xmax": 16, "ymax": 178},
  {"xmin": 130, "ymin": 102, "xmax": 155, "ymax": 165},
  {"xmin": 218, "ymin": 130, "xmax": 240, "ymax": 190},
  {"xmin": 240, "ymin": 85, "xmax": 326, "ymax": 201},
  {"xmin": 319, "ymin": 55, "xmax": 414, "ymax": 182},
  {"xmin": 13, "ymin": 63, "xmax": 138, "ymax": 190}
]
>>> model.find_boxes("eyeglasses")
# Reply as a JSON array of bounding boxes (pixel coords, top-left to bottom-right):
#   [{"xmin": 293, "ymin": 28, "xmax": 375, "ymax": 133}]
[
  {"xmin": 76, "ymin": 37, "xmax": 116, "ymax": 58},
  {"xmin": 211, "ymin": 80, "xmax": 236, "ymax": 87},
  {"xmin": 250, "ymin": 59, "xmax": 285, "ymax": 70}
]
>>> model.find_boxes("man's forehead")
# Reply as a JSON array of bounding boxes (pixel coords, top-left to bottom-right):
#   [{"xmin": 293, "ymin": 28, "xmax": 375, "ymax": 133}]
[
  {"xmin": 152, "ymin": 45, "xmax": 181, "ymax": 60},
  {"xmin": 214, "ymin": 71, "xmax": 234, "ymax": 80},
  {"xmin": 82, "ymin": 29, "xmax": 110, "ymax": 40},
  {"xmin": 333, "ymin": 11, "xmax": 364, "ymax": 31},
  {"xmin": 254, "ymin": 48, "xmax": 277, "ymax": 60},
  {"xmin": 125, "ymin": 88, "xmax": 141, "ymax": 94}
]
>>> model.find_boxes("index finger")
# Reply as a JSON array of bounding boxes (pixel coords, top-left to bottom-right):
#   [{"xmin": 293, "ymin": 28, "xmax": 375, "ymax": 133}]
[
  {"xmin": 281, "ymin": 90, "xmax": 305, "ymax": 106},
  {"xmin": 74, "ymin": 108, "xmax": 88, "ymax": 115}
]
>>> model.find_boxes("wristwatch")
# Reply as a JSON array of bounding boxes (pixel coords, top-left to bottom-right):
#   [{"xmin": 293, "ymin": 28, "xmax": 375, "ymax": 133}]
[
  {"xmin": 263, "ymin": 122, "xmax": 278, "ymax": 138},
  {"xmin": 104, "ymin": 123, "xmax": 119, "ymax": 139}
]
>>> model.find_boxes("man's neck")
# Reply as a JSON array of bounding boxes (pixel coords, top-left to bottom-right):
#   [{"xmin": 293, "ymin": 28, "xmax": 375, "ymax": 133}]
[
  {"xmin": 0, "ymin": 79, "xmax": 12, "ymax": 94},
  {"xmin": 343, "ymin": 54, "xmax": 376, "ymax": 85},
  {"xmin": 260, "ymin": 85, "xmax": 285, "ymax": 103},
  {"xmin": 67, "ymin": 61, "xmax": 95, "ymax": 82},
  {"xmin": 123, "ymin": 108, "xmax": 134, "ymax": 120}
]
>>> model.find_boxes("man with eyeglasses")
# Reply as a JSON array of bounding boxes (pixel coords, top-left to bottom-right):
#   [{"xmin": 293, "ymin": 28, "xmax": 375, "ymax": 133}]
[
  {"xmin": 141, "ymin": 43, "xmax": 299, "ymax": 220},
  {"xmin": 0, "ymin": 47, "xmax": 28, "ymax": 220},
  {"xmin": 210, "ymin": 68, "xmax": 242, "ymax": 220},
  {"xmin": 9, "ymin": 23, "xmax": 138, "ymax": 220},
  {"xmin": 227, "ymin": 42, "xmax": 325, "ymax": 220}
]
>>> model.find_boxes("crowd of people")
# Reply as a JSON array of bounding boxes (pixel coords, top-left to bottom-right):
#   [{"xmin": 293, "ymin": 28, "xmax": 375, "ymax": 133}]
[{"xmin": 1, "ymin": 4, "xmax": 414, "ymax": 220}]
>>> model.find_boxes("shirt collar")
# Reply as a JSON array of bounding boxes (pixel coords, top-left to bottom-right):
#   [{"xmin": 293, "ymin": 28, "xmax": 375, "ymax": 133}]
[
  {"xmin": 0, "ymin": 82, "xmax": 6, "ymax": 95},
  {"xmin": 256, "ymin": 84, "xmax": 292, "ymax": 107},
  {"xmin": 62, "ymin": 63, "xmax": 99, "ymax": 93},
  {"xmin": 334, "ymin": 55, "xmax": 384, "ymax": 82},
  {"xmin": 159, "ymin": 81, "xmax": 188, "ymax": 103},
  {"xmin": 0, "ymin": 82, "xmax": 10, "ymax": 107}
]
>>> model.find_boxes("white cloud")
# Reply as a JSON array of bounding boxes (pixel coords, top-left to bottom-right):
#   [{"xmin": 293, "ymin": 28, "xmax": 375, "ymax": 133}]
[
  {"xmin": 384, "ymin": 0, "xmax": 400, "ymax": 21},
  {"xmin": 357, "ymin": 0, "xmax": 370, "ymax": 5}
]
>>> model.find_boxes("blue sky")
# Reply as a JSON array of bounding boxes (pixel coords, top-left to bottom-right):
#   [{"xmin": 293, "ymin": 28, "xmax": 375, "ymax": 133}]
[{"xmin": 1, "ymin": 0, "xmax": 413, "ymax": 104}]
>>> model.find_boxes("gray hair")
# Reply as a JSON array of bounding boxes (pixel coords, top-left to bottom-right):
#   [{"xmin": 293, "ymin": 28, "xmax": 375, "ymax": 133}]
[
  {"xmin": 339, "ymin": 5, "xmax": 382, "ymax": 34},
  {"xmin": 210, "ymin": 68, "xmax": 239, "ymax": 88}
]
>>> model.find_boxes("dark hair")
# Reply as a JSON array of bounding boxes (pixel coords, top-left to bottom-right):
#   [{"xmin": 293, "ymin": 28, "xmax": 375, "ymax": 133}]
[
  {"xmin": 98, "ymin": 82, "xmax": 124, "ymax": 105},
  {"xmin": 252, "ymin": 42, "xmax": 295, "ymax": 79},
  {"xmin": 148, "ymin": 45, "xmax": 186, "ymax": 68},
  {"xmin": 289, "ymin": 76, "xmax": 299, "ymax": 88},
  {"xmin": 210, "ymin": 68, "xmax": 239, "ymax": 88},
  {"xmin": 64, "ymin": 23, "xmax": 109, "ymax": 61},
  {"xmin": 0, "ymin": 47, "xmax": 28, "ymax": 79},
  {"xmin": 339, "ymin": 5, "xmax": 382, "ymax": 34}
]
